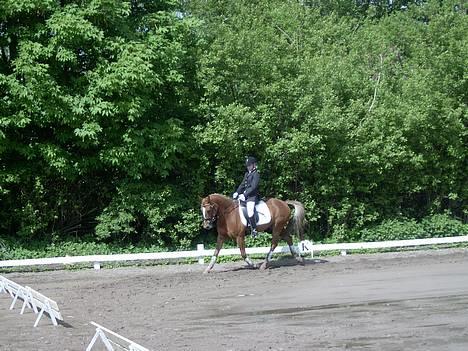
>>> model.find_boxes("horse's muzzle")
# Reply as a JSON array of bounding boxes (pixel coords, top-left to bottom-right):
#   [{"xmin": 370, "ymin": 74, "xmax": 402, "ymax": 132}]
[{"xmin": 202, "ymin": 220, "xmax": 215, "ymax": 230}]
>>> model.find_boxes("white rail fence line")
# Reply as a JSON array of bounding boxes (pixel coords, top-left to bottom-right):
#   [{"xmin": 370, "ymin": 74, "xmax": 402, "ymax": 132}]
[
  {"xmin": 0, "ymin": 275, "xmax": 63, "ymax": 327},
  {"xmin": 86, "ymin": 321, "xmax": 150, "ymax": 351},
  {"xmin": 0, "ymin": 236, "xmax": 467, "ymax": 270},
  {"xmin": 299, "ymin": 235, "xmax": 468, "ymax": 257}
]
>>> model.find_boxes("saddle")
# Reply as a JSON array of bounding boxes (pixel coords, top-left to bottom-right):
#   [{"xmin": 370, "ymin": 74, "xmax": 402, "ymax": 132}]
[{"xmin": 238, "ymin": 200, "xmax": 271, "ymax": 227}]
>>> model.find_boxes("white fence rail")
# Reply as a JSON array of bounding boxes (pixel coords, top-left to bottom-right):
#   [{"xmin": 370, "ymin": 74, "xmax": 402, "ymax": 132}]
[
  {"xmin": 298, "ymin": 235, "xmax": 468, "ymax": 257},
  {"xmin": 0, "ymin": 236, "xmax": 466, "ymax": 269},
  {"xmin": 0, "ymin": 276, "xmax": 63, "ymax": 327},
  {"xmin": 86, "ymin": 321, "xmax": 150, "ymax": 351}
]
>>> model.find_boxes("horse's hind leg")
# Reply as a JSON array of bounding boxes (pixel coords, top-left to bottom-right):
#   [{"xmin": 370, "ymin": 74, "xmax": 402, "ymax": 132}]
[
  {"xmin": 260, "ymin": 235, "xmax": 280, "ymax": 270},
  {"xmin": 284, "ymin": 235, "xmax": 304, "ymax": 264},
  {"xmin": 237, "ymin": 235, "xmax": 255, "ymax": 268}
]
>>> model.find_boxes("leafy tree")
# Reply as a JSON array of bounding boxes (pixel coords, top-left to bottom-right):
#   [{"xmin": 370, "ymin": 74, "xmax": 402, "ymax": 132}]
[
  {"xmin": 0, "ymin": 0, "xmax": 204, "ymax": 245},
  {"xmin": 188, "ymin": 0, "xmax": 467, "ymax": 239},
  {"xmin": 0, "ymin": 0, "xmax": 465, "ymax": 251}
]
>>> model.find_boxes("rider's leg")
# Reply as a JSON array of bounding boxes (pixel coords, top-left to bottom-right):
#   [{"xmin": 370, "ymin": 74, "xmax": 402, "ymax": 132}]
[{"xmin": 246, "ymin": 201, "xmax": 257, "ymax": 237}]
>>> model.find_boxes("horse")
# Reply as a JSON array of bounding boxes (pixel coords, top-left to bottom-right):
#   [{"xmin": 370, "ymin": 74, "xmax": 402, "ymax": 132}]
[{"xmin": 200, "ymin": 193, "xmax": 307, "ymax": 273}]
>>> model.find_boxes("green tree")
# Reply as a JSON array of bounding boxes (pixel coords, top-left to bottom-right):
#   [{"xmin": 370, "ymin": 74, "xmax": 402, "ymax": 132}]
[
  {"xmin": 189, "ymin": 0, "xmax": 467, "ymax": 239},
  {"xmin": 0, "ymin": 0, "xmax": 204, "ymax": 246}
]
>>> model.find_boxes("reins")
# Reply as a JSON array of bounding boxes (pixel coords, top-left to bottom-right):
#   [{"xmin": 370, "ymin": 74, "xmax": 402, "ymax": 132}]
[
  {"xmin": 205, "ymin": 198, "xmax": 239, "ymax": 222},
  {"xmin": 223, "ymin": 201, "xmax": 239, "ymax": 215}
]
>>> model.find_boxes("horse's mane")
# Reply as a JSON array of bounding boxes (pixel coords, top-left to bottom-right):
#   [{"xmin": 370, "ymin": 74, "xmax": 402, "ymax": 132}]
[
  {"xmin": 206, "ymin": 193, "xmax": 236, "ymax": 208},
  {"xmin": 210, "ymin": 193, "xmax": 230, "ymax": 200}
]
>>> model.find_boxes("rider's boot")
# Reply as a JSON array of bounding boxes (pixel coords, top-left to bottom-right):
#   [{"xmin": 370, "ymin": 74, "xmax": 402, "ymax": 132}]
[{"xmin": 249, "ymin": 216, "xmax": 258, "ymax": 238}]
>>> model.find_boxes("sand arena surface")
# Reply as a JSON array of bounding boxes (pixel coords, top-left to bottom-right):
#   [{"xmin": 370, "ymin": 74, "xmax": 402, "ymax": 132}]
[{"xmin": 1, "ymin": 248, "xmax": 468, "ymax": 351}]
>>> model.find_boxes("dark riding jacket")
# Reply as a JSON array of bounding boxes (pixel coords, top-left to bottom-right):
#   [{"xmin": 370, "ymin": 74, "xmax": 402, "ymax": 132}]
[{"xmin": 236, "ymin": 168, "xmax": 260, "ymax": 202}]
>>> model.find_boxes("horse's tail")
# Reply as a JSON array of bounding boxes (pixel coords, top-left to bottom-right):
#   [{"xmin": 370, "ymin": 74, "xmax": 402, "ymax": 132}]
[{"xmin": 285, "ymin": 200, "xmax": 307, "ymax": 241}]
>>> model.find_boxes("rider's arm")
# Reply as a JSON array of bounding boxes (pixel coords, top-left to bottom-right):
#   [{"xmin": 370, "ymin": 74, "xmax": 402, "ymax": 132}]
[{"xmin": 236, "ymin": 172, "xmax": 248, "ymax": 194}]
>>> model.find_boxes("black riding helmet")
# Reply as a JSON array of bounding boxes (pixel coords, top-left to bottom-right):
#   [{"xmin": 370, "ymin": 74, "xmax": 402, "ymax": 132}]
[{"xmin": 245, "ymin": 156, "xmax": 257, "ymax": 167}]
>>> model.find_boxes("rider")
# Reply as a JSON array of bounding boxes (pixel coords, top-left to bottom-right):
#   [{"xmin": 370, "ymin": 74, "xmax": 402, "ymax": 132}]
[{"xmin": 233, "ymin": 156, "xmax": 260, "ymax": 237}]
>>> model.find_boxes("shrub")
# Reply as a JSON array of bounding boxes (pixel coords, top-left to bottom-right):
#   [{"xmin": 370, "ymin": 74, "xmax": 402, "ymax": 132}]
[
  {"xmin": 359, "ymin": 214, "xmax": 467, "ymax": 242},
  {"xmin": 421, "ymin": 214, "xmax": 468, "ymax": 238}
]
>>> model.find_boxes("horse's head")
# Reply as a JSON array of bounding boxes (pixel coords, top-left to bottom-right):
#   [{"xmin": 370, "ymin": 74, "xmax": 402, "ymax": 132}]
[{"xmin": 201, "ymin": 195, "xmax": 219, "ymax": 230}]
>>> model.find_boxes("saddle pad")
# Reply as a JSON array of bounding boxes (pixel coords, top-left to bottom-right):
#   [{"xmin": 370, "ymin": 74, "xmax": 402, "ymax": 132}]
[{"xmin": 239, "ymin": 201, "xmax": 272, "ymax": 227}]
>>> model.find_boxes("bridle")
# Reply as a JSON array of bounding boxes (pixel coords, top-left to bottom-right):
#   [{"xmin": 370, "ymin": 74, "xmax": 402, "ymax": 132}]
[
  {"xmin": 202, "ymin": 200, "xmax": 218, "ymax": 225},
  {"xmin": 201, "ymin": 196, "xmax": 239, "ymax": 226}
]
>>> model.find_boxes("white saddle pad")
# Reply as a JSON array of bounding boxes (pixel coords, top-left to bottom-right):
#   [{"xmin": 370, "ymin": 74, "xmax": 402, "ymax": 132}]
[{"xmin": 239, "ymin": 201, "xmax": 272, "ymax": 227}]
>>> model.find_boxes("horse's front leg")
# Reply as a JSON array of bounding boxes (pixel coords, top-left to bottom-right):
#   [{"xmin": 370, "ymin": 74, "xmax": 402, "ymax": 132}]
[
  {"xmin": 237, "ymin": 235, "xmax": 255, "ymax": 268},
  {"xmin": 204, "ymin": 235, "xmax": 225, "ymax": 274}
]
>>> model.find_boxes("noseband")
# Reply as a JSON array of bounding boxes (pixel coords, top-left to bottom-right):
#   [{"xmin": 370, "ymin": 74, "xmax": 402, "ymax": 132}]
[
  {"xmin": 202, "ymin": 196, "xmax": 239, "ymax": 226},
  {"xmin": 202, "ymin": 202, "xmax": 218, "ymax": 224}
]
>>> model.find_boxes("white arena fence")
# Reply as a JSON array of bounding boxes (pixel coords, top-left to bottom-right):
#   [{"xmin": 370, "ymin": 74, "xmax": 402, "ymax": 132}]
[
  {"xmin": 0, "ymin": 236, "xmax": 467, "ymax": 270},
  {"xmin": 86, "ymin": 321, "xmax": 150, "ymax": 351},
  {"xmin": 0, "ymin": 275, "xmax": 63, "ymax": 327}
]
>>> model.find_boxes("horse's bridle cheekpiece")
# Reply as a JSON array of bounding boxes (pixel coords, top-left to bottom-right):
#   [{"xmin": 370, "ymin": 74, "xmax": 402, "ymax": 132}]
[{"xmin": 202, "ymin": 197, "xmax": 218, "ymax": 225}]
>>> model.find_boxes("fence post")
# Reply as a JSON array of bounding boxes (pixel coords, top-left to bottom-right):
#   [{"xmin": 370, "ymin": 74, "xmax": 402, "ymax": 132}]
[{"xmin": 197, "ymin": 244, "xmax": 205, "ymax": 265}]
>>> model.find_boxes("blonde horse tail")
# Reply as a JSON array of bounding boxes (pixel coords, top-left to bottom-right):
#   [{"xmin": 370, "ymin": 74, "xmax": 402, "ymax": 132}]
[{"xmin": 285, "ymin": 200, "xmax": 307, "ymax": 241}]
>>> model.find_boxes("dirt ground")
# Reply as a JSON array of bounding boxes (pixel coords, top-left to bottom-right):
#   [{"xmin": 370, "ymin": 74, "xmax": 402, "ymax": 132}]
[{"xmin": 1, "ymin": 248, "xmax": 468, "ymax": 351}]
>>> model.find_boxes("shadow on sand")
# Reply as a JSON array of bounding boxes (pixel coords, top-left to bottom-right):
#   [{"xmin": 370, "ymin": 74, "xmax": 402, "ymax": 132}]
[
  {"xmin": 217, "ymin": 257, "xmax": 328, "ymax": 273},
  {"xmin": 268, "ymin": 257, "xmax": 328, "ymax": 269}
]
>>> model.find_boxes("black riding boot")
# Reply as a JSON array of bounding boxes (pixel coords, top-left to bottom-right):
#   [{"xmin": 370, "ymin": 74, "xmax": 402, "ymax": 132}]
[{"xmin": 249, "ymin": 216, "xmax": 258, "ymax": 238}]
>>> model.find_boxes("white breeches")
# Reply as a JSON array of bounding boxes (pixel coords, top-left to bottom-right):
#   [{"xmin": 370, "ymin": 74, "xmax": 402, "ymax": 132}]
[{"xmin": 247, "ymin": 201, "xmax": 255, "ymax": 217}]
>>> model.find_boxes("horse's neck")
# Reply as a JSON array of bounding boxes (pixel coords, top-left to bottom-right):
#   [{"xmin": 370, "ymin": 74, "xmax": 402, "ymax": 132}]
[{"xmin": 211, "ymin": 194, "xmax": 232, "ymax": 210}]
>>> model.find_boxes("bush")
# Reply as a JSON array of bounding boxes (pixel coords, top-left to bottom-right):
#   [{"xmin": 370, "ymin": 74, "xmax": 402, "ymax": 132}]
[
  {"xmin": 421, "ymin": 214, "xmax": 468, "ymax": 238},
  {"xmin": 359, "ymin": 214, "xmax": 467, "ymax": 242},
  {"xmin": 0, "ymin": 238, "xmax": 10, "ymax": 260},
  {"xmin": 0, "ymin": 237, "xmax": 171, "ymax": 261}
]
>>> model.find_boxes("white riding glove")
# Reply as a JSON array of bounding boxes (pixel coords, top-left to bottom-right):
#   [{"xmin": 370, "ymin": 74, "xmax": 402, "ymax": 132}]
[
  {"xmin": 232, "ymin": 192, "xmax": 238, "ymax": 199},
  {"xmin": 238, "ymin": 194, "xmax": 245, "ymax": 201}
]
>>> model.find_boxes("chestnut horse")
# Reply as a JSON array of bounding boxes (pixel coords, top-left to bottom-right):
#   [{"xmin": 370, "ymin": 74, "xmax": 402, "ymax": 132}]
[{"xmin": 201, "ymin": 194, "xmax": 306, "ymax": 273}]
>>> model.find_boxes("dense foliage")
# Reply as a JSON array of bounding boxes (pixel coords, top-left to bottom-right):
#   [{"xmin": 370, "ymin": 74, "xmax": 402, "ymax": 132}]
[{"xmin": 0, "ymin": 0, "xmax": 466, "ymax": 254}]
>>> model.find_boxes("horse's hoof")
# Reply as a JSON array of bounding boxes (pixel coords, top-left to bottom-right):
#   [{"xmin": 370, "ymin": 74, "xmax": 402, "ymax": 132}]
[
  {"xmin": 203, "ymin": 268, "xmax": 211, "ymax": 274},
  {"xmin": 246, "ymin": 263, "xmax": 259, "ymax": 269},
  {"xmin": 259, "ymin": 262, "xmax": 269, "ymax": 270},
  {"xmin": 296, "ymin": 256, "xmax": 305, "ymax": 265}
]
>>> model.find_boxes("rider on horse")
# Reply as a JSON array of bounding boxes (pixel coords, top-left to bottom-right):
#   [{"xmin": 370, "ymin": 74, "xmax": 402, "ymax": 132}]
[{"xmin": 233, "ymin": 156, "xmax": 260, "ymax": 237}]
